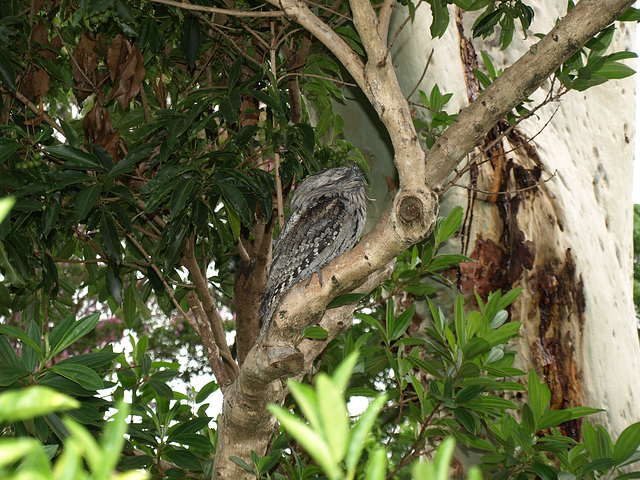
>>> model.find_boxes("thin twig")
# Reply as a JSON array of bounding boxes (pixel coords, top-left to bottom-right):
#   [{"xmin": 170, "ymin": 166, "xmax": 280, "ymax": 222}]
[
  {"xmin": 125, "ymin": 231, "xmax": 192, "ymax": 322},
  {"xmin": 187, "ymin": 292, "xmax": 232, "ymax": 386},
  {"xmin": 276, "ymin": 71, "xmax": 357, "ymax": 87},
  {"xmin": 440, "ymin": 88, "xmax": 563, "ymax": 195},
  {"xmin": 270, "ymin": 20, "xmax": 285, "ymax": 229},
  {"xmin": 449, "ymin": 170, "xmax": 557, "ymax": 196},
  {"xmin": 149, "ymin": 0, "xmax": 284, "ymax": 17},
  {"xmin": 236, "ymin": 238, "xmax": 251, "ymax": 265},
  {"xmin": 301, "ymin": 0, "xmax": 351, "ymax": 21},
  {"xmin": 13, "ymin": 90, "xmax": 65, "ymax": 135},
  {"xmin": 51, "ymin": 23, "xmax": 95, "ymax": 89},
  {"xmin": 381, "ymin": 0, "xmax": 424, "ymax": 66},
  {"xmin": 207, "ymin": 23, "xmax": 264, "ymax": 68},
  {"xmin": 406, "ymin": 49, "xmax": 434, "ymax": 100},
  {"xmin": 378, "ymin": 0, "xmax": 396, "ymax": 44},
  {"xmin": 182, "ymin": 234, "xmax": 238, "ymax": 375}
]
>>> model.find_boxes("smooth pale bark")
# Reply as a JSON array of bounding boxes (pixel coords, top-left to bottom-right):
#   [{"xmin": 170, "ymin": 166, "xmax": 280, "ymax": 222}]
[
  {"xmin": 213, "ymin": 1, "xmax": 636, "ymax": 477},
  {"xmin": 389, "ymin": 0, "xmax": 639, "ymax": 443}
]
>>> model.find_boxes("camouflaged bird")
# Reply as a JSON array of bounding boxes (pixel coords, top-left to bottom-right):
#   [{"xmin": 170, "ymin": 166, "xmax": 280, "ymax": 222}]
[{"xmin": 259, "ymin": 166, "xmax": 367, "ymax": 335}]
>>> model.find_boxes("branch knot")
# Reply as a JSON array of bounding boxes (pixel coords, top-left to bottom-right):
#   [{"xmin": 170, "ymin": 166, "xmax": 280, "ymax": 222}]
[{"xmin": 391, "ymin": 189, "xmax": 439, "ymax": 245}]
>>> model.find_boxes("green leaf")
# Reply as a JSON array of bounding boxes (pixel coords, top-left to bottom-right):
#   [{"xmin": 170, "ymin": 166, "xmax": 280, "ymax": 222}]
[
  {"xmin": 268, "ymin": 405, "xmax": 339, "ymax": 479},
  {"xmin": 230, "ymin": 456, "xmax": 256, "ymax": 475},
  {"xmin": 165, "ymin": 448, "xmax": 201, "ymax": 470},
  {"xmin": 181, "ymin": 16, "xmax": 201, "ymax": 69},
  {"xmin": 100, "ymin": 401, "xmax": 130, "ymax": 474},
  {"xmin": 473, "ymin": 68, "xmax": 492, "ymax": 88},
  {"xmin": 123, "ymin": 283, "xmax": 137, "ymax": 328},
  {"xmin": 0, "ymin": 365, "xmax": 30, "ymax": 386},
  {"xmin": 434, "ymin": 438, "xmax": 456, "ymax": 480},
  {"xmin": 50, "ymin": 312, "xmax": 101, "ymax": 357},
  {"xmin": 579, "ymin": 458, "xmax": 616, "ymax": 475},
  {"xmin": 316, "ymin": 374, "xmax": 349, "ymax": 463},
  {"xmin": 149, "ymin": 380, "xmax": 174, "ymax": 399},
  {"xmin": 528, "ymin": 369, "xmax": 550, "ymax": 421},
  {"xmin": 427, "ymin": 0, "xmax": 450, "ymax": 38},
  {"xmin": 532, "ymin": 461, "xmax": 558, "ymax": 480},
  {"xmin": 332, "ymin": 351, "xmax": 359, "ymax": 394},
  {"xmin": 327, "ymin": 293, "xmax": 367, "ymax": 308},
  {"xmin": 0, "ymin": 242, "xmax": 26, "ymax": 287},
  {"xmin": 0, "ymin": 438, "xmax": 44, "ymax": 469},
  {"xmin": 390, "ymin": 305, "xmax": 415, "ymax": 340},
  {"xmin": 196, "ymin": 380, "xmax": 219, "ymax": 403},
  {"xmin": 167, "ymin": 417, "xmax": 212, "ymax": 438},
  {"xmin": 170, "ymin": 433, "xmax": 213, "ymax": 449},
  {"xmin": 0, "ymin": 324, "xmax": 42, "ymax": 355},
  {"xmin": 0, "ymin": 52, "xmax": 16, "ymax": 92},
  {"xmin": 436, "ymin": 206, "xmax": 464, "ymax": 245},
  {"xmin": 170, "ymin": 177, "xmax": 197, "ymax": 217},
  {"xmin": 0, "ymin": 334, "xmax": 23, "ymax": 368},
  {"xmin": 345, "ymin": 394, "xmax": 388, "ymax": 474},
  {"xmin": 364, "ymin": 447, "xmax": 387, "ymax": 480},
  {"xmin": 287, "ymin": 381, "xmax": 321, "ymax": 431},
  {"xmin": 227, "ymin": 57, "xmax": 242, "ymax": 91},
  {"xmin": 0, "ymin": 139, "xmax": 20, "ymax": 163},
  {"xmin": 614, "ymin": 422, "xmax": 640, "ymax": 463},
  {"xmin": 74, "ymin": 184, "xmax": 100, "ymax": 222},
  {"xmin": 218, "ymin": 182, "xmax": 252, "ymax": 227},
  {"xmin": 47, "ymin": 364, "xmax": 104, "ymax": 391},
  {"xmin": 456, "ymin": 385, "xmax": 485, "ymax": 404},
  {"xmin": 304, "ymin": 326, "xmax": 328, "ymax": 340},
  {"xmin": 100, "ymin": 208, "xmax": 121, "ymax": 264},
  {"xmin": 106, "ymin": 265, "xmax": 123, "ymax": 305},
  {"xmin": 41, "ymin": 203, "xmax": 60, "ymax": 238},
  {"xmin": 236, "ymin": 125, "xmax": 259, "ymax": 146},
  {"xmin": 538, "ymin": 407, "xmax": 602, "ymax": 430},
  {"xmin": 0, "ymin": 386, "xmax": 79, "ymax": 422},
  {"xmin": 56, "ymin": 350, "xmax": 119, "ymax": 369},
  {"xmin": 473, "ymin": 8, "xmax": 502, "ymax": 38},
  {"xmin": 46, "ymin": 145, "xmax": 101, "ymax": 169},
  {"xmin": 594, "ymin": 61, "xmax": 636, "ymax": 80},
  {"xmin": 106, "ymin": 143, "xmax": 153, "ymax": 178},
  {"xmin": 618, "ymin": 6, "xmax": 640, "ymax": 21}
]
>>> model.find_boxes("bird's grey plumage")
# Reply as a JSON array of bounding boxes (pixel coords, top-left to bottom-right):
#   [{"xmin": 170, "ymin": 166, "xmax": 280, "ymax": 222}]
[{"xmin": 259, "ymin": 166, "xmax": 367, "ymax": 335}]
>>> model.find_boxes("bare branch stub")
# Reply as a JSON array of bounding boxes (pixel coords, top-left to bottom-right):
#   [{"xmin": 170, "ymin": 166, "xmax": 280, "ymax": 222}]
[{"xmin": 399, "ymin": 196, "xmax": 422, "ymax": 223}]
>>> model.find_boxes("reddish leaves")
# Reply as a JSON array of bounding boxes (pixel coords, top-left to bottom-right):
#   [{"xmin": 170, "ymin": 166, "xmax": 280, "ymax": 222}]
[
  {"xmin": 72, "ymin": 32, "xmax": 99, "ymax": 105},
  {"xmin": 19, "ymin": 19, "xmax": 60, "ymax": 101},
  {"xmin": 83, "ymin": 103, "xmax": 120, "ymax": 162},
  {"xmin": 20, "ymin": 65, "xmax": 50, "ymax": 100},
  {"xmin": 107, "ymin": 35, "xmax": 145, "ymax": 110}
]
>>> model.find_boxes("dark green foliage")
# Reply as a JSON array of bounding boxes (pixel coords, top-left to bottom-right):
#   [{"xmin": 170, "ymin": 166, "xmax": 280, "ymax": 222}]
[{"xmin": 0, "ymin": 0, "xmax": 638, "ymax": 478}]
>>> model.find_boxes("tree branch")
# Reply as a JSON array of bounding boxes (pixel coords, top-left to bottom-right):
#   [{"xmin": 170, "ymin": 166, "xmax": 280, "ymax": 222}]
[
  {"xmin": 186, "ymin": 292, "xmax": 235, "ymax": 386},
  {"xmin": 263, "ymin": 0, "xmax": 366, "ymax": 87},
  {"xmin": 13, "ymin": 90, "xmax": 65, "ymax": 136},
  {"xmin": 425, "ymin": 0, "xmax": 635, "ymax": 190},
  {"xmin": 149, "ymin": 0, "xmax": 284, "ymax": 17},
  {"xmin": 182, "ymin": 233, "xmax": 237, "ymax": 376}
]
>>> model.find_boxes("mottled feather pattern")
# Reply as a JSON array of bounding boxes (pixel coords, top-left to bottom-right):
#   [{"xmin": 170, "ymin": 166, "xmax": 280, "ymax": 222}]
[{"xmin": 259, "ymin": 167, "xmax": 367, "ymax": 334}]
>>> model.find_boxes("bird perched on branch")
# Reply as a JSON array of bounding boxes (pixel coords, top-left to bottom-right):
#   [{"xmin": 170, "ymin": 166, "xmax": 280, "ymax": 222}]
[{"xmin": 259, "ymin": 166, "xmax": 367, "ymax": 335}]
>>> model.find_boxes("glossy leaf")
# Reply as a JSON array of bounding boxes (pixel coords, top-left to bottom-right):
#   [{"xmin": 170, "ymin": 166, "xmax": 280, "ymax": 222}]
[
  {"xmin": 0, "ymin": 52, "xmax": 16, "ymax": 92},
  {"xmin": 46, "ymin": 146, "xmax": 101, "ymax": 169},
  {"xmin": 0, "ymin": 386, "xmax": 79, "ymax": 423},
  {"xmin": 100, "ymin": 208, "xmax": 121, "ymax": 264},
  {"xmin": 47, "ymin": 364, "xmax": 104, "ymax": 391},
  {"xmin": 50, "ymin": 312, "xmax": 101, "ymax": 357},
  {"xmin": 181, "ymin": 16, "xmax": 201, "ymax": 69}
]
